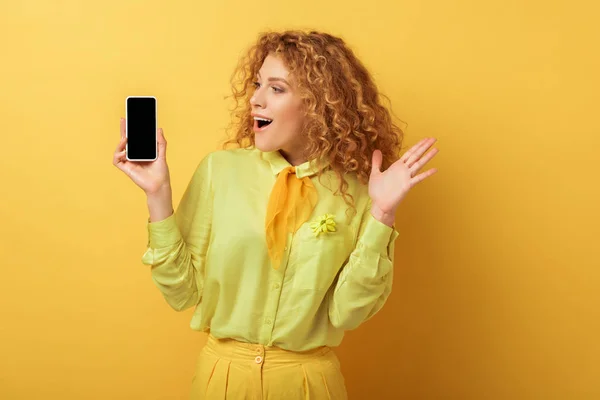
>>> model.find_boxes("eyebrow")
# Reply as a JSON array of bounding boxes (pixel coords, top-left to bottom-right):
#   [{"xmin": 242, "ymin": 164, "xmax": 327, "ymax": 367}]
[{"xmin": 257, "ymin": 73, "xmax": 290, "ymax": 86}]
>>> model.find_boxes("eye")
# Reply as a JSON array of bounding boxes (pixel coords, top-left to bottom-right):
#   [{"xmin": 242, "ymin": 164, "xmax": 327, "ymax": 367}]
[
  {"xmin": 272, "ymin": 86, "xmax": 284, "ymax": 93},
  {"xmin": 252, "ymin": 81, "xmax": 260, "ymax": 89}
]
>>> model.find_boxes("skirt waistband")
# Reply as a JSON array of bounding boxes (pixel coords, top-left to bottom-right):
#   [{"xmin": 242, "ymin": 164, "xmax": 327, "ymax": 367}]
[{"xmin": 203, "ymin": 333, "xmax": 334, "ymax": 364}]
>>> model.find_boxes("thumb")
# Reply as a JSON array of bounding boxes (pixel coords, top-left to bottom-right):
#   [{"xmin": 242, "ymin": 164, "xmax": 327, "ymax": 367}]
[
  {"xmin": 157, "ymin": 128, "xmax": 167, "ymax": 159},
  {"xmin": 371, "ymin": 149, "xmax": 382, "ymax": 176}
]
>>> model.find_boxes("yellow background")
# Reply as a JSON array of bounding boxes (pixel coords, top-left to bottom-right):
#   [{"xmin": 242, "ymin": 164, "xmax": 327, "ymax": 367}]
[{"xmin": 1, "ymin": 0, "xmax": 598, "ymax": 398}]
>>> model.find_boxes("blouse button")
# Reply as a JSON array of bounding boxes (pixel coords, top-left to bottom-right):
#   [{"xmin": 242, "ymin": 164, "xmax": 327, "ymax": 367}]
[
  {"xmin": 255, "ymin": 356, "xmax": 263, "ymax": 364},
  {"xmin": 274, "ymin": 283, "xmax": 280, "ymax": 289}
]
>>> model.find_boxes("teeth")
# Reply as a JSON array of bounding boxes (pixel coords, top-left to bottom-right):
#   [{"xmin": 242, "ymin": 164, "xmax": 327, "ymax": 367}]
[{"xmin": 253, "ymin": 117, "xmax": 272, "ymax": 122}]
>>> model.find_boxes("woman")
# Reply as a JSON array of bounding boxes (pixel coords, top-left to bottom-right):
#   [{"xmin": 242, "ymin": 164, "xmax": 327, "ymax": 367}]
[{"xmin": 113, "ymin": 30, "xmax": 438, "ymax": 399}]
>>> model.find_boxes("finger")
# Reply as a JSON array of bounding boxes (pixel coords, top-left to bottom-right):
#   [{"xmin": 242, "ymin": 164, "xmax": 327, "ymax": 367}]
[
  {"xmin": 411, "ymin": 168, "xmax": 438, "ymax": 185},
  {"xmin": 409, "ymin": 148, "xmax": 439, "ymax": 175},
  {"xmin": 120, "ymin": 117, "xmax": 126, "ymax": 139},
  {"xmin": 405, "ymin": 138, "xmax": 436, "ymax": 168},
  {"xmin": 405, "ymin": 138, "xmax": 435, "ymax": 165},
  {"xmin": 113, "ymin": 149, "xmax": 126, "ymax": 167},
  {"xmin": 115, "ymin": 136, "xmax": 127, "ymax": 153},
  {"xmin": 400, "ymin": 138, "xmax": 430, "ymax": 163},
  {"xmin": 370, "ymin": 149, "xmax": 382, "ymax": 175},
  {"xmin": 157, "ymin": 128, "xmax": 166, "ymax": 159}
]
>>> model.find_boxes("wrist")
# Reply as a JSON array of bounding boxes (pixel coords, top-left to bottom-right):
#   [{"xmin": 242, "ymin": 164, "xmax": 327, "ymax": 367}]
[
  {"xmin": 146, "ymin": 183, "xmax": 172, "ymax": 197},
  {"xmin": 370, "ymin": 204, "xmax": 396, "ymax": 227},
  {"xmin": 146, "ymin": 185, "xmax": 174, "ymax": 223}
]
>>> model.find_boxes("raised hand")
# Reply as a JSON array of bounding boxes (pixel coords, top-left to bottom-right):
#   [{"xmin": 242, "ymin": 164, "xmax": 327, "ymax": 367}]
[
  {"xmin": 369, "ymin": 137, "xmax": 439, "ymax": 218},
  {"xmin": 112, "ymin": 117, "xmax": 172, "ymax": 195}
]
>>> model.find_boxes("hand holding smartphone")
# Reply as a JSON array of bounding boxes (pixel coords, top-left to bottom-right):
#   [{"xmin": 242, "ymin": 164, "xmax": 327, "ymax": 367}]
[{"xmin": 113, "ymin": 96, "xmax": 172, "ymax": 196}]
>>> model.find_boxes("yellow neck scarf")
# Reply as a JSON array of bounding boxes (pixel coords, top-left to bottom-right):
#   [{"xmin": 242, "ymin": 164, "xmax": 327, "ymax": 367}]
[{"xmin": 265, "ymin": 165, "xmax": 318, "ymax": 270}]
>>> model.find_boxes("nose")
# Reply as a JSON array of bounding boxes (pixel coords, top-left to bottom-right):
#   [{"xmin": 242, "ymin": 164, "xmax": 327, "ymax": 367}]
[{"xmin": 250, "ymin": 86, "xmax": 265, "ymax": 109}]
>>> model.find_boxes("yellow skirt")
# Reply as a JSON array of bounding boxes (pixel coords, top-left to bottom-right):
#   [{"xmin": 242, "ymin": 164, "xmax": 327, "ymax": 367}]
[{"xmin": 190, "ymin": 333, "xmax": 348, "ymax": 399}]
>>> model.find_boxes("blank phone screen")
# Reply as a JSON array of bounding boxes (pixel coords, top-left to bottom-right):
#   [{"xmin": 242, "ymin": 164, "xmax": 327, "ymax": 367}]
[{"xmin": 126, "ymin": 97, "xmax": 156, "ymax": 161}]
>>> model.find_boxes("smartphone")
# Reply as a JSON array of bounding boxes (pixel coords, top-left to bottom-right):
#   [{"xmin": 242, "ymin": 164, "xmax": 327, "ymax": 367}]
[{"xmin": 126, "ymin": 96, "xmax": 157, "ymax": 161}]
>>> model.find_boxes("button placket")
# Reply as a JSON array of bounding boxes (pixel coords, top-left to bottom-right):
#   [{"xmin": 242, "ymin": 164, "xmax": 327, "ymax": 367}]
[
  {"xmin": 261, "ymin": 249, "xmax": 287, "ymax": 345},
  {"xmin": 254, "ymin": 346, "xmax": 264, "ymax": 364}
]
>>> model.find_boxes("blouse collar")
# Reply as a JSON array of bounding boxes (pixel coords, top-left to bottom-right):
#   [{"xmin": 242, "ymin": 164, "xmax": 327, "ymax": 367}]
[{"xmin": 258, "ymin": 148, "xmax": 330, "ymax": 179}]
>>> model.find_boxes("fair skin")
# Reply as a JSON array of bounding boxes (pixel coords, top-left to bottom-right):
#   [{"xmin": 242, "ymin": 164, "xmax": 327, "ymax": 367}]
[
  {"xmin": 250, "ymin": 54, "xmax": 308, "ymax": 166},
  {"xmin": 252, "ymin": 53, "xmax": 439, "ymax": 228},
  {"xmin": 369, "ymin": 141, "xmax": 439, "ymax": 227}
]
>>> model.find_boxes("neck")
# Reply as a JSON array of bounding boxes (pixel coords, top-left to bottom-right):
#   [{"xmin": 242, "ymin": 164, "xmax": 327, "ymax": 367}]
[{"xmin": 278, "ymin": 149, "xmax": 306, "ymax": 167}]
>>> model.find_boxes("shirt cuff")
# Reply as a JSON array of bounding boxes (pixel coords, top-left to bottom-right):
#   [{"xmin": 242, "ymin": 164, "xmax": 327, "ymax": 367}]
[
  {"xmin": 146, "ymin": 213, "xmax": 182, "ymax": 249},
  {"xmin": 358, "ymin": 213, "xmax": 400, "ymax": 257}
]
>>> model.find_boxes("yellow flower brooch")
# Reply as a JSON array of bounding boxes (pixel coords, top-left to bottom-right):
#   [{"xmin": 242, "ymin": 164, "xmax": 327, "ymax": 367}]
[{"xmin": 309, "ymin": 213, "xmax": 337, "ymax": 237}]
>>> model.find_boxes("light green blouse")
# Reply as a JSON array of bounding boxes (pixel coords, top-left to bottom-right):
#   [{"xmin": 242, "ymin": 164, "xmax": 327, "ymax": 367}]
[{"xmin": 141, "ymin": 147, "xmax": 400, "ymax": 351}]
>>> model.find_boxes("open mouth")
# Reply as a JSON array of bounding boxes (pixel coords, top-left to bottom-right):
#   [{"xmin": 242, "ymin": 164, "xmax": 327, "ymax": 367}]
[{"xmin": 254, "ymin": 117, "xmax": 273, "ymax": 129}]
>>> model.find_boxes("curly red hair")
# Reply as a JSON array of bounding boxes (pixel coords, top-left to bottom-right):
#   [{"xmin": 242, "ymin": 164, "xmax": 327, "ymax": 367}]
[{"xmin": 222, "ymin": 30, "xmax": 404, "ymax": 219}]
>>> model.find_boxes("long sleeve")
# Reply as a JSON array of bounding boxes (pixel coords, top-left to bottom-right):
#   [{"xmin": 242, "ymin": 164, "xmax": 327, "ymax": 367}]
[
  {"xmin": 327, "ymin": 199, "xmax": 400, "ymax": 331},
  {"xmin": 141, "ymin": 153, "xmax": 214, "ymax": 312},
  {"xmin": 144, "ymin": 146, "xmax": 404, "ymax": 351}
]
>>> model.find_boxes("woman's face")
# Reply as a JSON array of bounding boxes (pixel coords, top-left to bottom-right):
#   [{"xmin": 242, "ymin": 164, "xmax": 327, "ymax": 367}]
[{"xmin": 250, "ymin": 54, "xmax": 307, "ymax": 165}]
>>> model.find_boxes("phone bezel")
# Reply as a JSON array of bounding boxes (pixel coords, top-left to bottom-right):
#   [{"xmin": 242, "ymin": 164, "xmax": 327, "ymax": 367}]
[{"xmin": 125, "ymin": 96, "xmax": 158, "ymax": 162}]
